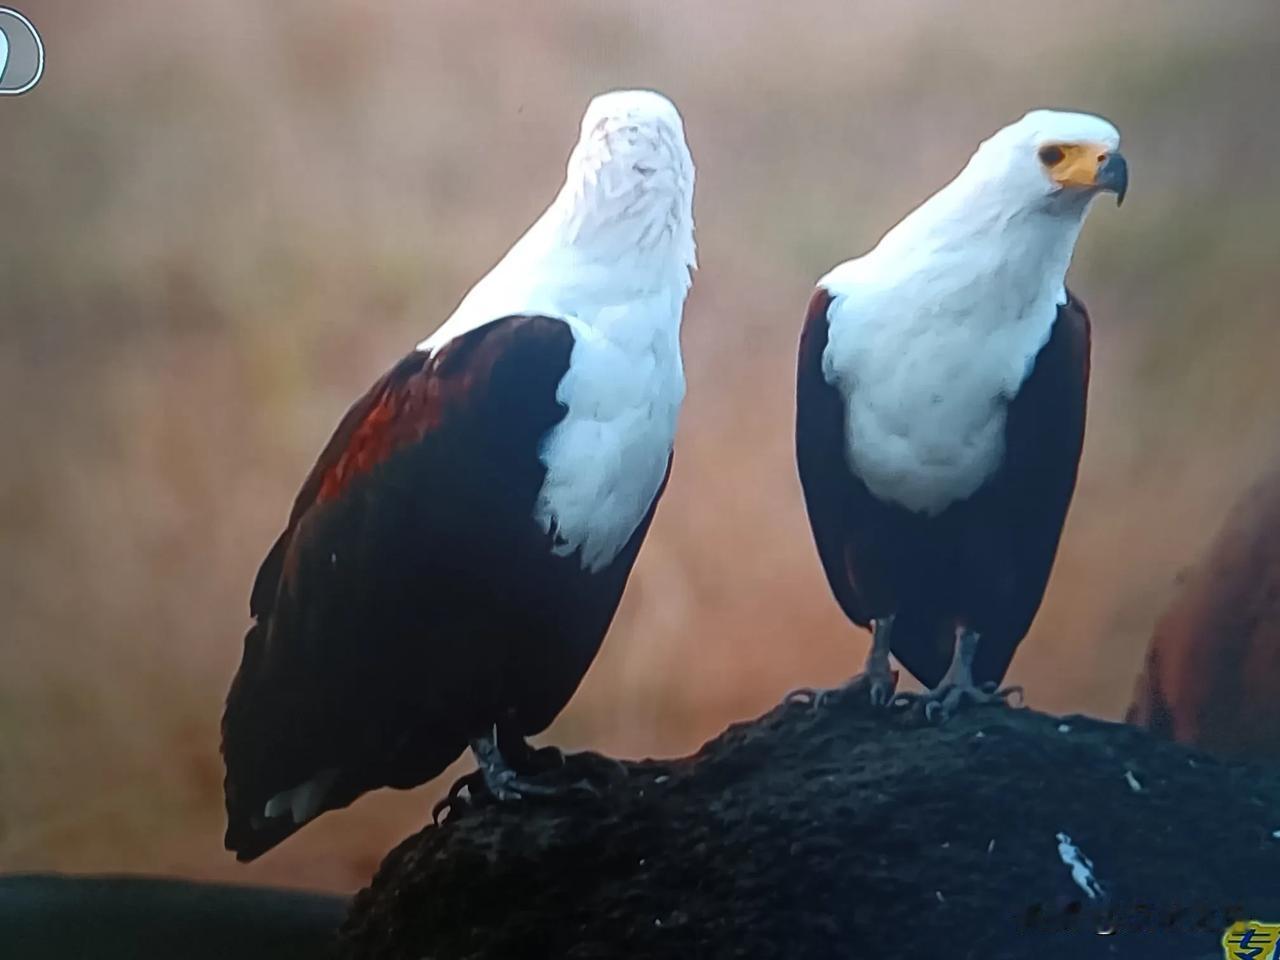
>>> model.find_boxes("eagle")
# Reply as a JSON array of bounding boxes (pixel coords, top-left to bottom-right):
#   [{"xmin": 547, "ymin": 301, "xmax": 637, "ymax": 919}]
[
  {"xmin": 794, "ymin": 110, "xmax": 1127, "ymax": 719},
  {"xmin": 221, "ymin": 90, "xmax": 696, "ymax": 861}
]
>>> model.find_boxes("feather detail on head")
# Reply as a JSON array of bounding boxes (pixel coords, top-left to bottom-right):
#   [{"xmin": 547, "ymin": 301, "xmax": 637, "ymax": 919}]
[{"xmin": 421, "ymin": 89, "xmax": 696, "ymax": 355}]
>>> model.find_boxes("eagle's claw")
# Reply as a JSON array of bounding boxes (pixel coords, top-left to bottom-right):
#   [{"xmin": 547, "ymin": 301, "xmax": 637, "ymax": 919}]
[{"xmin": 897, "ymin": 682, "xmax": 1024, "ymax": 723}]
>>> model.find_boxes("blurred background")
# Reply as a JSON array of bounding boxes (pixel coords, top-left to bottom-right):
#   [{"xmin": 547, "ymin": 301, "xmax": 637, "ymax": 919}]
[{"xmin": 2, "ymin": 0, "xmax": 1278, "ymax": 891}]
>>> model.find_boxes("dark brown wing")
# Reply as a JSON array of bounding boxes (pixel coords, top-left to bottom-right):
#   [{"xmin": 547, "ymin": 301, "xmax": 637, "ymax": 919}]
[
  {"xmin": 869, "ymin": 292, "xmax": 1090, "ymax": 688},
  {"xmin": 797, "ymin": 286, "xmax": 1091, "ymax": 689},
  {"xmin": 964, "ymin": 291, "xmax": 1092, "ymax": 683},
  {"xmin": 891, "ymin": 294, "xmax": 1091, "ymax": 687},
  {"xmin": 795, "ymin": 286, "xmax": 876, "ymax": 627},
  {"xmin": 222, "ymin": 315, "xmax": 576, "ymax": 860},
  {"xmin": 247, "ymin": 349, "xmax": 435, "ymax": 626}
]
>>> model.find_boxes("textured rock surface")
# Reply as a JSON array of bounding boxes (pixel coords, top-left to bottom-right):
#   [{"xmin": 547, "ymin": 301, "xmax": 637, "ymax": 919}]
[{"xmin": 338, "ymin": 697, "xmax": 1280, "ymax": 960}]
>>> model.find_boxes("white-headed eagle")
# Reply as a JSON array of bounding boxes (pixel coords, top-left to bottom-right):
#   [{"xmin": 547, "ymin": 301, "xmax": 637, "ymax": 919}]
[
  {"xmin": 794, "ymin": 110, "xmax": 1127, "ymax": 718},
  {"xmin": 222, "ymin": 90, "xmax": 696, "ymax": 860}
]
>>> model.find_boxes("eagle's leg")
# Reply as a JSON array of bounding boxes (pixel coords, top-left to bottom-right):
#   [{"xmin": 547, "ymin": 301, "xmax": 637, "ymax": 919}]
[
  {"xmin": 907, "ymin": 628, "xmax": 1023, "ymax": 722},
  {"xmin": 499, "ymin": 725, "xmax": 629, "ymax": 792},
  {"xmin": 862, "ymin": 615, "xmax": 899, "ymax": 706},
  {"xmin": 466, "ymin": 726, "xmax": 614, "ymax": 806},
  {"xmin": 469, "ymin": 728, "xmax": 564, "ymax": 802},
  {"xmin": 784, "ymin": 615, "xmax": 899, "ymax": 708},
  {"xmin": 433, "ymin": 729, "xmax": 613, "ymax": 823}
]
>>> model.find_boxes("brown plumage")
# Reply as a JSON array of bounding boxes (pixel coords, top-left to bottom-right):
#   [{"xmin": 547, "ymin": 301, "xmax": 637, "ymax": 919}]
[
  {"xmin": 221, "ymin": 89, "xmax": 695, "ymax": 860},
  {"xmin": 791, "ymin": 111, "xmax": 1125, "ymax": 714},
  {"xmin": 1127, "ymin": 465, "xmax": 1280, "ymax": 760},
  {"xmin": 223, "ymin": 316, "xmax": 669, "ymax": 860},
  {"xmin": 796, "ymin": 287, "xmax": 1091, "ymax": 690}
]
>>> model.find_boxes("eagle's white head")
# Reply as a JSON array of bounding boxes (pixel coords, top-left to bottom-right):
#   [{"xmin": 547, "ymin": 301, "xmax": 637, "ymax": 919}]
[
  {"xmin": 852, "ymin": 108, "xmax": 1127, "ymax": 306},
  {"xmin": 962, "ymin": 109, "xmax": 1127, "ymax": 216},
  {"xmin": 819, "ymin": 110, "xmax": 1127, "ymax": 515},
  {"xmin": 556, "ymin": 89, "xmax": 697, "ymax": 276},
  {"xmin": 423, "ymin": 89, "xmax": 696, "ymax": 354}
]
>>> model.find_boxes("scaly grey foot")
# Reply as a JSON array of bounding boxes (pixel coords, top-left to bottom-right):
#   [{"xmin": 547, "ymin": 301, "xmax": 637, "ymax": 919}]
[
  {"xmin": 895, "ymin": 681, "xmax": 1024, "ymax": 723},
  {"xmin": 478, "ymin": 761, "xmax": 567, "ymax": 803},
  {"xmin": 784, "ymin": 666, "xmax": 900, "ymax": 710}
]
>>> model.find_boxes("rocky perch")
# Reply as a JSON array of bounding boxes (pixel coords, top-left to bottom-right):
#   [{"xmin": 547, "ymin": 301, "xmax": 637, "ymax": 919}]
[{"xmin": 337, "ymin": 696, "xmax": 1280, "ymax": 960}]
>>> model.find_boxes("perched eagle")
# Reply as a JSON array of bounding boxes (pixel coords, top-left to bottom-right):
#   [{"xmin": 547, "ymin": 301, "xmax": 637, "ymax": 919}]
[
  {"xmin": 795, "ymin": 110, "xmax": 1127, "ymax": 718},
  {"xmin": 222, "ymin": 90, "xmax": 696, "ymax": 861}
]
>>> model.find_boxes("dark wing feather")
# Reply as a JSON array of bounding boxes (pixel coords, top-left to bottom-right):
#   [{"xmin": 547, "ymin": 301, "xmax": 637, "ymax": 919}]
[
  {"xmin": 247, "ymin": 352, "xmax": 428, "ymax": 622},
  {"xmin": 889, "ymin": 293, "xmax": 1092, "ymax": 687},
  {"xmin": 222, "ymin": 315, "xmax": 575, "ymax": 860},
  {"xmin": 795, "ymin": 287, "xmax": 875, "ymax": 627},
  {"xmin": 967, "ymin": 291, "xmax": 1091, "ymax": 683},
  {"xmin": 797, "ymin": 286, "xmax": 1091, "ymax": 689}
]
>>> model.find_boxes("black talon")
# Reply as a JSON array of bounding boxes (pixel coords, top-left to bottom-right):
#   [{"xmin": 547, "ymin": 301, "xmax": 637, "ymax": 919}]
[
  {"xmin": 909, "ymin": 680, "xmax": 1024, "ymax": 724},
  {"xmin": 464, "ymin": 731, "xmax": 629, "ymax": 806},
  {"xmin": 786, "ymin": 666, "xmax": 899, "ymax": 712},
  {"xmin": 432, "ymin": 769, "xmax": 485, "ymax": 824},
  {"xmin": 789, "ymin": 617, "xmax": 899, "ymax": 710}
]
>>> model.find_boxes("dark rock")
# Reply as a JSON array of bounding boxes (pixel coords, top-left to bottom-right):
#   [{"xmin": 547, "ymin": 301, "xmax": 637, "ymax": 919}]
[{"xmin": 337, "ymin": 697, "xmax": 1280, "ymax": 960}]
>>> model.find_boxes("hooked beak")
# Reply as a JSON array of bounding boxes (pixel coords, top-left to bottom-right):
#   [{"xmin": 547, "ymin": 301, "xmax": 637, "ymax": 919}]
[{"xmin": 1097, "ymin": 150, "xmax": 1129, "ymax": 206}]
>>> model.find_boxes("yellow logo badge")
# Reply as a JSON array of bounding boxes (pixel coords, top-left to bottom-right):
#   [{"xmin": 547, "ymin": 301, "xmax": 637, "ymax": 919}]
[{"xmin": 1223, "ymin": 921, "xmax": 1280, "ymax": 960}]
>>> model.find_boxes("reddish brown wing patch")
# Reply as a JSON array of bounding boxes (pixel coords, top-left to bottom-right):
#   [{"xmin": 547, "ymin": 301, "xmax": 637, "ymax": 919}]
[
  {"xmin": 315, "ymin": 364, "xmax": 441, "ymax": 504},
  {"xmin": 247, "ymin": 355, "xmax": 438, "ymax": 618},
  {"xmin": 251, "ymin": 317, "xmax": 567, "ymax": 620}
]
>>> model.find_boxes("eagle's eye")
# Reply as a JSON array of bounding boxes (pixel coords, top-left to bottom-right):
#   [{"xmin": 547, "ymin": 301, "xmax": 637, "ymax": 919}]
[{"xmin": 1038, "ymin": 145, "xmax": 1065, "ymax": 167}]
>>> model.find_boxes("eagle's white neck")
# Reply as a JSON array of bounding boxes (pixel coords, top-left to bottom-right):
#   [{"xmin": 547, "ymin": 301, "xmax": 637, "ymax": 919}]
[
  {"xmin": 852, "ymin": 158, "xmax": 1094, "ymax": 328},
  {"xmin": 418, "ymin": 92, "xmax": 696, "ymax": 572},
  {"xmin": 819, "ymin": 156, "xmax": 1095, "ymax": 517},
  {"xmin": 420, "ymin": 111, "xmax": 695, "ymax": 356}
]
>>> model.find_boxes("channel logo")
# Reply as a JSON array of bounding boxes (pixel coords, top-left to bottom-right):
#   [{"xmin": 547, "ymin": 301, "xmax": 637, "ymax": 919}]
[{"xmin": 0, "ymin": 7, "xmax": 44, "ymax": 95}]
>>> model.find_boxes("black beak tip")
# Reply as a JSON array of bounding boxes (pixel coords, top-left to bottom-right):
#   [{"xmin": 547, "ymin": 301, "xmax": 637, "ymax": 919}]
[{"xmin": 1102, "ymin": 151, "xmax": 1129, "ymax": 207}]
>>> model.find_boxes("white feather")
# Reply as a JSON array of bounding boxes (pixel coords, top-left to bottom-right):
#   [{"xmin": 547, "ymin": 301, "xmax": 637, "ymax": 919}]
[
  {"xmin": 820, "ymin": 110, "xmax": 1119, "ymax": 516},
  {"xmin": 264, "ymin": 769, "xmax": 337, "ymax": 825},
  {"xmin": 419, "ymin": 90, "xmax": 695, "ymax": 572}
]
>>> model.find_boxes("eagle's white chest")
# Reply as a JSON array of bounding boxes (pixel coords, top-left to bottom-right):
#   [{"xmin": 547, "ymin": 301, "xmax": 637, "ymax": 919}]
[
  {"xmin": 535, "ymin": 306, "xmax": 684, "ymax": 573},
  {"xmin": 823, "ymin": 287, "xmax": 1056, "ymax": 517}
]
